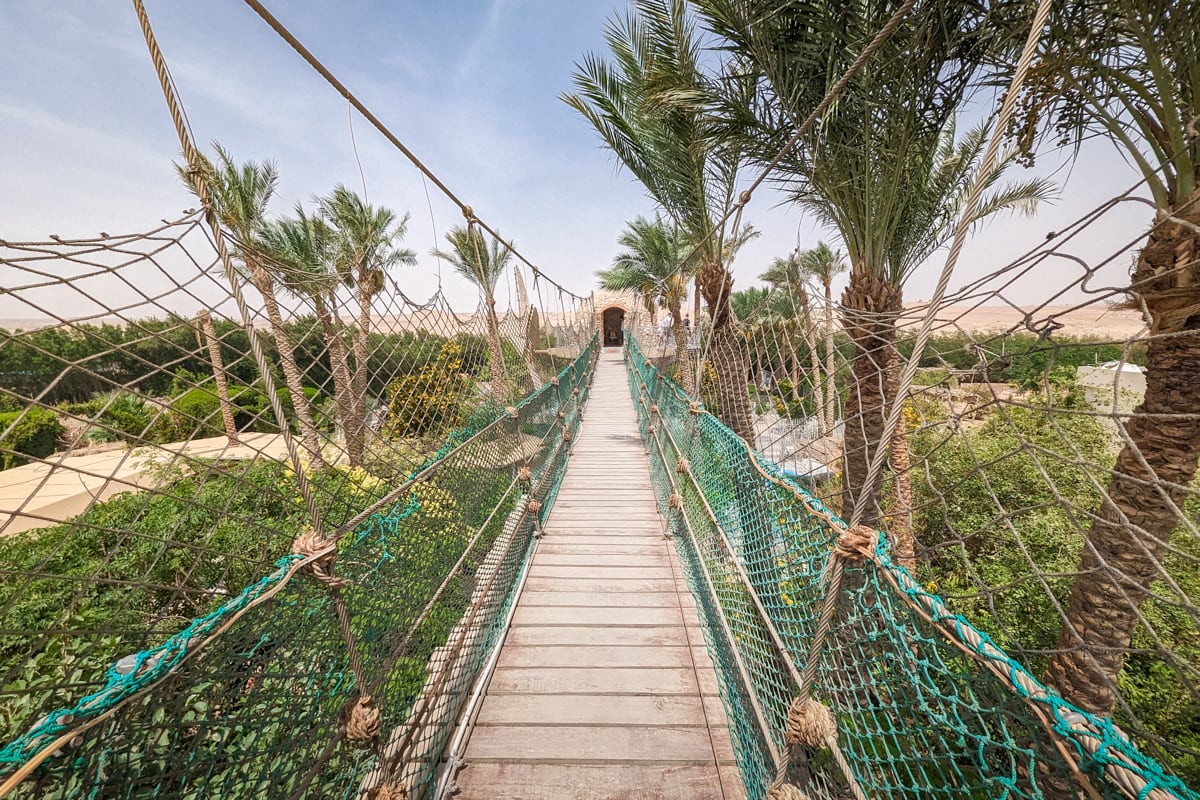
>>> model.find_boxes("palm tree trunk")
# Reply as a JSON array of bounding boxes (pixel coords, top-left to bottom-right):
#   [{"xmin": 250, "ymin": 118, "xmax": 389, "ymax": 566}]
[
  {"xmin": 796, "ymin": 295, "xmax": 826, "ymax": 439},
  {"xmin": 352, "ymin": 268, "xmax": 373, "ymax": 461},
  {"xmin": 840, "ymin": 265, "xmax": 902, "ymax": 528},
  {"xmin": 486, "ymin": 298, "xmax": 507, "ymax": 400},
  {"xmin": 256, "ymin": 269, "xmax": 325, "ymax": 469},
  {"xmin": 197, "ymin": 310, "xmax": 239, "ymax": 445},
  {"xmin": 670, "ymin": 303, "xmax": 695, "ymax": 395},
  {"xmin": 699, "ymin": 259, "xmax": 754, "ymax": 443},
  {"xmin": 316, "ymin": 296, "xmax": 356, "ymax": 465},
  {"xmin": 1045, "ymin": 204, "xmax": 1200, "ymax": 715},
  {"xmin": 885, "ymin": 344, "xmax": 916, "ymax": 570},
  {"xmin": 823, "ymin": 279, "xmax": 838, "ymax": 435}
]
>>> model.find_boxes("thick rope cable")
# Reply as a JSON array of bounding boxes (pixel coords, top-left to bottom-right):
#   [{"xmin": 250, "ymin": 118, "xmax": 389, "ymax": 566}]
[
  {"xmin": 240, "ymin": 0, "xmax": 584, "ymax": 301},
  {"xmin": 131, "ymin": 0, "xmax": 326, "ymax": 539},
  {"xmin": 846, "ymin": 0, "xmax": 1056, "ymax": 528}
]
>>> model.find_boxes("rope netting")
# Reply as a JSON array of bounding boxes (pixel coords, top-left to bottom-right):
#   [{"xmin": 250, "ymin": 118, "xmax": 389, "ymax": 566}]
[
  {"xmin": 0, "ymin": 202, "xmax": 598, "ymax": 796},
  {"xmin": 627, "ymin": 335, "xmax": 1195, "ymax": 800}
]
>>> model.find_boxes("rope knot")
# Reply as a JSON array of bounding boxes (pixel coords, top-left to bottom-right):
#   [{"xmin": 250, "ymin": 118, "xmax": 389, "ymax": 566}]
[
  {"xmin": 527, "ymin": 499, "xmax": 543, "ymax": 516},
  {"xmin": 551, "ymin": 377, "xmax": 560, "ymax": 386},
  {"xmin": 462, "ymin": 205, "xmax": 475, "ymax": 221},
  {"xmin": 292, "ymin": 530, "xmax": 348, "ymax": 588},
  {"xmin": 766, "ymin": 785, "xmax": 811, "ymax": 800},
  {"xmin": 562, "ymin": 430, "xmax": 572, "ymax": 442},
  {"xmin": 647, "ymin": 424, "xmax": 656, "ymax": 433},
  {"xmin": 650, "ymin": 404, "xmax": 659, "ymax": 415},
  {"xmin": 366, "ymin": 784, "xmax": 408, "ymax": 800},
  {"xmin": 676, "ymin": 457, "xmax": 690, "ymax": 475},
  {"xmin": 572, "ymin": 387, "xmax": 580, "ymax": 396},
  {"xmin": 669, "ymin": 492, "xmax": 683, "ymax": 510},
  {"xmin": 342, "ymin": 695, "xmax": 381, "ymax": 742},
  {"xmin": 834, "ymin": 525, "xmax": 876, "ymax": 562},
  {"xmin": 739, "ymin": 189, "xmax": 752, "ymax": 205},
  {"xmin": 516, "ymin": 466, "xmax": 532, "ymax": 483},
  {"xmin": 785, "ymin": 697, "xmax": 837, "ymax": 747},
  {"xmin": 558, "ymin": 410, "xmax": 566, "ymax": 419},
  {"xmin": 506, "ymin": 405, "xmax": 518, "ymax": 419},
  {"xmin": 688, "ymin": 401, "xmax": 701, "ymax": 414}
]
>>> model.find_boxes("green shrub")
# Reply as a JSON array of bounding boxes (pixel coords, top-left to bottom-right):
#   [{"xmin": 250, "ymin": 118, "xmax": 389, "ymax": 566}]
[
  {"xmin": 387, "ymin": 342, "xmax": 474, "ymax": 439},
  {"xmin": 0, "ymin": 407, "xmax": 65, "ymax": 469}
]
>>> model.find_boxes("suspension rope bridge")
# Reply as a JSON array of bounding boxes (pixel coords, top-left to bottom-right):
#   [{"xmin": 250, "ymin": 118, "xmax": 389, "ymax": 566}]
[{"xmin": 2, "ymin": 1, "xmax": 1199, "ymax": 799}]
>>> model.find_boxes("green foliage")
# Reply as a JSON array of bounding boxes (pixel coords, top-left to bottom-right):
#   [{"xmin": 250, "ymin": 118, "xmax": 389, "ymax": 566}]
[
  {"xmin": 386, "ymin": 341, "xmax": 473, "ymax": 439},
  {"xmin": 0, "ymin": 407, "xmax": 65, "ymax": 469},
  {"xmin": 911, "ymin": 400, "xmax": 1200, "ymax": 785}
]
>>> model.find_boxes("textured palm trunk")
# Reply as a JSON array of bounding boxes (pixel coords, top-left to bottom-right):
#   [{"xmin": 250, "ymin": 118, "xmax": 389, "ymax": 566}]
[
  {"xmin": 840, "ymin": 265, "xmax": 902, "ymax": 528},
  {"xmin": 485, "ymin": 298, "xmax": 507, "ymax": 400},
  {"xmin": 256, "ymin": 268, "xmax": 325, "ymax": 470},
  {"xmin": 351, "ymin": 268, "xmax": 374, "ymax": 462},
  {"xmin": 523, "ymin": 307, "xmax": 543, "ymax": 388},
  {"xmin": 198, "ymin": 310, "xmax": 239, "ymax": 445},
  {"xmin": 885, "ymin": 345, "xmax": 916, "ymax": 570},
  {"xmin": 823, "ymin": 280, "xmax": 838, "ymax": 435},
  {"xmin": 795, "ymin": 294, "xmax": 826, "ymax": 439},
  {"xmin": 315, "ymin": 296, "xmax": 356, "ymax": 465},
  {"xmin": 670, "ymin": 302, "xmax": 695, "ymax": 395},
  {"xmin": 699, "ymin": 258, "xmax": 754, "ymax": 443},
  {"xmin": 1046, "ymin": 201, "xmax": 1200, "ymax": 716}
]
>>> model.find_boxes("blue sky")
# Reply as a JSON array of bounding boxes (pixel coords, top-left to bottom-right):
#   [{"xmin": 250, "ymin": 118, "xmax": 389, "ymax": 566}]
[{"xmin": 0, "ymin": 1, "xmax": 1155, "ymax": 316}]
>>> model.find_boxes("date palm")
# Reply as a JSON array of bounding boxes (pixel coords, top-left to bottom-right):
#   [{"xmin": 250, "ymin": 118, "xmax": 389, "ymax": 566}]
[
  {"xmin": 761, "ymin": 252, "xmax": 826, "ymax": 434},
  {"xmin": 563, "ymin": 0, "xmax": 756, "ymax": 441},
  {"xmin": 597, "ymin": 216, "xmax": 697, "ymax": 393},
  {"xmin": 319, "ymin": 186, "xmax": 416, "ymax": 459},
  {"xmin": 1012, "ymin": 0, "xmax": 1200, "ymax": 721},
  {"xmin": 798, "ymin": 242, "xmax": 848, "ymax": 435},
  {"xmin": 433, "ymin": 225, "xmax": 514, "ymax": 399},
  {"xmin": 178, "ymin": 143, "xmax": 325, "ymax": 468},
  {"xmin": 256, "ymin": 207, "xmax": 358, "ymax": 464},
  {"xmin": 696, "ymin": 1, "xmax": 1051, "ymax": 534}
]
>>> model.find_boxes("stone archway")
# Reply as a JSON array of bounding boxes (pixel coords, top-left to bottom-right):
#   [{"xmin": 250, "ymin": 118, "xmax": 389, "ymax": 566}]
[{"xmin": 601, "ymin": 306, "xmax": 626, "ymax": 347}]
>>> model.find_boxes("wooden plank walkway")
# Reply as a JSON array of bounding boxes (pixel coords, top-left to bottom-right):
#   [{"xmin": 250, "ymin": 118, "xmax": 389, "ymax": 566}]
[{"xmin": 455, "ymin": 347, "xmax": 743, "ymax": 800}]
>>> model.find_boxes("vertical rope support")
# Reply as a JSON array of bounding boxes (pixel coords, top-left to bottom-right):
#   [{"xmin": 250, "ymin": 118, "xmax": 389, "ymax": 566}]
[{"xmin": 130, "ymin": 0, "xmax": 326, "ymax": 537}]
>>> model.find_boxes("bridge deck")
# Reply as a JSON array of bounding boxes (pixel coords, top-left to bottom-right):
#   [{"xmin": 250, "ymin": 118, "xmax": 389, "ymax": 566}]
[{"xmin": 454, "ymin": 348, "xmax": 742, "ymax": 799}]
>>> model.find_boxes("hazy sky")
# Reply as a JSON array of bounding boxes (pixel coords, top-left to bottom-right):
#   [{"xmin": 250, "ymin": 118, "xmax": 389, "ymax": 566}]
[{"xmin": 0, "ymin": 1, "xmax": 1157, "ymax": 318}]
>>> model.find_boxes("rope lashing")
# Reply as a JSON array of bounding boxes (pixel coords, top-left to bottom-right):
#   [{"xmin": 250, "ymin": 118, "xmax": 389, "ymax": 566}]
[
  {"xmin": 785, "ymin": 698, "xmax": 837, "ymax": 748},
  {"xmin": 835, "ymin": 525, "xmax": 875, "ymax": 562},
  {"xmin": 526, "ymin": 499, "xmax": 542, "ymax": 515},
  {"xmin": 366, "ymin": 784, "xmax": 408, "ymax": 800},
  {"xmin": 688, "ymin": 401, "xmax": 701, "ymax": 414},
  {"xmin": 341, "ymin": 695, "xmax": 381, "ymax": 742},
  {"xmin": 516, "ymin": 466, "xmax": 532, "ymax": 483},
  {"xmin": 765, "ymin": 785, "xmax": 811, "ymax": 800},
  {"xmin": 648, "ymin": 424, "xmax": 656, "ymax": 433},
  {"xmin": 506, "ymin": 405, "xmax": 518, "ymax": 418},
  {"xmin": 292, "ymin": 530, "xmax": 347, "ymax": 589},
  {"xmin": 562, "ymin": 430, "xmax": 572, "ymax": 443},
  {"xmin": 669, "ymin": 492, "xmax": 683, "ymax": 510},
  {"xmin": 557, "ymin": 410, "xmax": 566, "ymax": 419},
  {"xmin": 676, "ymin": 457, "xmax": 690, "ymax": 475}
]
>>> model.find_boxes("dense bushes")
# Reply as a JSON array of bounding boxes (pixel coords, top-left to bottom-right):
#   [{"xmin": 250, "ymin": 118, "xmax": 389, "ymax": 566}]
[
  {"xmin": 910, "ymin": 392, "xmax": 1199, "ymax": 784},
  {"xmin": 0, "ymin": 407, "xmax": 65, "ymax": 469},
  {"xmin": 386, "ymin": 341, "xmax": 475, "ymax": 438}
]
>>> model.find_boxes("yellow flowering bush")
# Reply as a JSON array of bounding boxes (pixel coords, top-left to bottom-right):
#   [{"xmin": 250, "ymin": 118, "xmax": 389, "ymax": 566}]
[{"xmin": 386, "ymin": 342, "xmax": 473, "ymax": 439}]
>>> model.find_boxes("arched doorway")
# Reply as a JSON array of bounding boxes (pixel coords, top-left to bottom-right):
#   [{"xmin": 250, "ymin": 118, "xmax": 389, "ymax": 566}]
[{"xmin": 601, "ymin": 306, "xmax": 625, "ymax": 347}]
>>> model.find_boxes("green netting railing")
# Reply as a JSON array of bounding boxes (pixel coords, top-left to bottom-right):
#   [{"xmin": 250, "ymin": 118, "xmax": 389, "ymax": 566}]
[
  {"xmin": 625, "ymin": 336, "xmax": 1196, "ymax": 800},
  {"xmin": 0, "ymin": 336, "xmax": 598, "ymax": 800}
]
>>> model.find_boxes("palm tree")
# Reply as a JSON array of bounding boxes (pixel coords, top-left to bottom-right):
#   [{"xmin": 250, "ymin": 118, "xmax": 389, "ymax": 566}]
[
  {"xmin": 562, "ymin": 0, "xmax": 756, "ymax": 442},
  {"xmin": 1012, "ymin": 1, "xmax": 1200, "ymax": 719},
  {"xmin": 319, "ymin": 186, "xmax": 416, "ymax": 460},
  {"xmin": 798, "ymin": 243, "xmax": 849, "ymax": 435},
  {"xmin": 433, "ymin": 225, "xmax": 514, "ymax": 399},
  {"xmin": 178, "ymin": 143, "xmax": 326, "ymax": 468},
  {"xmin": 597, "ymin": 216, "xmax": 697, "ymax": 393},
  {"xmin": 696, "ymin": 2, "xmax": 1051, "ymax": 536},
  {"xmin": 761, "ymin": 252, "xmax": 827, "ymax": 435},
  {"xmin": 196, "ymin": 309, "xmax": 238, "ymax": 445},
  {"xmin": 256, "ymin": 207, "xmax": 358, "ymax": 464}
]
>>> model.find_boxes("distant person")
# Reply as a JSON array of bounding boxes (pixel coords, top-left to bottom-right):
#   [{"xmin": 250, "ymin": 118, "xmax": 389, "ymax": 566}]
[{"xmin": 683, "ymin": 314, "xmax": 691, "ymax": 330}]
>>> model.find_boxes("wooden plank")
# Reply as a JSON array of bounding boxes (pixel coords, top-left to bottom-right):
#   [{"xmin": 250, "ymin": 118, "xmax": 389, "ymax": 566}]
[
  {"xmin": 528, "ymin": 565, "xmax": 674, "ymax": 580},
  {"xmin": 535, "ymin": 553, "xmax": 672, "ymax": 566},
  {"xmin": 505, "ymin": 626, "xmax": 690, "ymax": 648},
  {"xmin": 474, "ymin": 694, "xmax": 707, "ymax": 727},
  {"xmin": 512, "ymin": 605, "xmax": 683, "ymax": 627},
  {"xmin": 497, "ymin": 645, "xmax": 693, "ymax": 669},
  {"xmin": 523, "ymin": 577, "xmax": 678, "ymax": 593},
  {"xmin": 517, "ymin": 591, "xmax": 682, "ymax": 608},
  {"xmin": 455, "ymin": 763, "xmax": 726, "ymax": 800},
  {"xmin": 487, "ymin": 667, "xmax": 700, "ymax": 695},
  {"xmin": 464, "ymin": 725, "xmax": 716, "ymax": 764}
]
